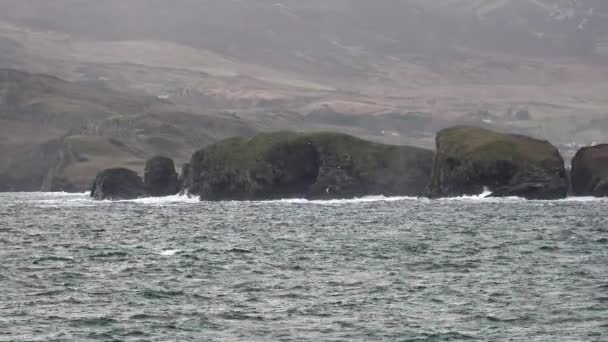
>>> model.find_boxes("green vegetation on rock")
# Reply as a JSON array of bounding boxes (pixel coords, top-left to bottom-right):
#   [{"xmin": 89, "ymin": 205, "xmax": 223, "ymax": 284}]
[
  {"xmin": 429, "ymin": 126, "xmax": 567, "ymax": 199},
  {"xmin": 435, "ymin": 127, "xmax": 562, "ymax": 164},
  {"xmin": 188, "ymin": 131, "xmax": 434, "ymax": 200}
]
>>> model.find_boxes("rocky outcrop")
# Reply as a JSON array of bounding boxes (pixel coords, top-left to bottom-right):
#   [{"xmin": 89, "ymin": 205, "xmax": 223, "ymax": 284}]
[
  {"xmin": 428, "ymin": 126, "xmax": 568, "ymax": 200},
  {"xmin": 90, "ymin": 168, "xmax": 146, "ymax": 200},
  {"xmin": 187, "ymin": 131, "xmax": 434, "ymax": 200},
  {"xmin": 144, "ymin": 156, "xmax": 179, "ymax": 196},
  {"xmin": 571, "ymin": 144, "xmax": 608, "ymax": 197}
]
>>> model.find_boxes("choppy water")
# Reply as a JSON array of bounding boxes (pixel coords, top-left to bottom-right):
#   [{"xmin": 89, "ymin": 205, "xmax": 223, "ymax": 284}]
[{"xmin": 1, "ymin": 192, "xmax": 607, "ymax": 341}]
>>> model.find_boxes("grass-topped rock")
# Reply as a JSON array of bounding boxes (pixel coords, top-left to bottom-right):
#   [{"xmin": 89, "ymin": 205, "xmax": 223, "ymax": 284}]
[
  {"xmin": 428, "ymin": 126, "xmax": 567, "ymax": 200},
  {"xmin": 187, "ymin": 131, "xmax": 434, "ymax": 200},
  {"xmin": 571, "ymin": 144, "xmax": 608, "ymax": 197}
]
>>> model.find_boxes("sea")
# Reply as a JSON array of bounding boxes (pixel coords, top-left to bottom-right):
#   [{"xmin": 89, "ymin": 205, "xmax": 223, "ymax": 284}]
[{"xmin": 0, "ymin": 192, "xmax": 607, "ymax": 341}]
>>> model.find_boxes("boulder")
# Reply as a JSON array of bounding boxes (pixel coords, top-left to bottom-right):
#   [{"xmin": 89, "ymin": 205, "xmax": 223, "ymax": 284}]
[
  {"xmin": 428, "ymin": 126, "xmax": 568, "ymax": 200},
  {"xmin": 90, "ymin": 168, "xmax": 146, "ymax": 200},
  {"xmin": 188, "ymin": 131, "xmax": 434, "ymax": 200},
  {"xmin": 144, "ymin": 156, "xmax": 179, "ymax": 197},
  {"xmin": 571, "ymin": 144, "xmax": 608, "ymax": 197}
]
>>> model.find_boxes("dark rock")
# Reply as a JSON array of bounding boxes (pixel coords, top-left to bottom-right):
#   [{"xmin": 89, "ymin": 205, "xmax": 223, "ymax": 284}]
[
  {"xmin": 144, "ymin": 156, "xmax": 179, "ymax": 196},
  {"xmin": 428, "ymin": 126, "xmax": 568, "ymax": 200},
  {"xmin": 90, "ymin": 168, "xmax": 146, "ymax": 200},
  {"xmin": 594, "ymin": 179, "xmax": 608, "ymax": 196},
  {"xmin": 188, "ymin": 131, "xmax": 434, "ymax": 200},
  {"xmin": 571, "ymin": 144, "xmax": 608, "ymax": 197},
  {"xmin": 489, "ymin": 170, "xmax": 568, "ymax": 199}
]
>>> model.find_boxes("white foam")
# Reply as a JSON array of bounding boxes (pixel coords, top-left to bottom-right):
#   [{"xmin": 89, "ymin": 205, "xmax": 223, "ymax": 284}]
[
  {"xmin": 555, "ymin": 196, "xmax": 608, "ymax": 203},
  {"xmin": 159, "ymin": 249, "xmax": 180, "ymax": 256},
  {"xmin": 440, "ymin": 190, "xmax": 607, "ymax": 203},
  {"xmin": 10, "ymin": 191, "xmax": 608, "ymax": 207},
  {"xmin": 36, "ymin": 191, "xmax": 88, "ymax": 197},
  {"xmin": 28, "ymin": 192, "xmax": 198, "ymax": 207},
  {"xmin": 256, "ymin": 195, "xmax": 422, "ymax": 205},
  {"xmin": 125, "ymin": 194, "xmax": 199, "ymax": 204}
]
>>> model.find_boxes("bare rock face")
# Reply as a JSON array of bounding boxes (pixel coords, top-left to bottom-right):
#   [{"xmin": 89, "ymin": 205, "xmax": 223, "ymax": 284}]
[
  {"xmin": 571, "ymin": 144, "xmax": 608, "ymax": 197},
  {"xmin": 428, "ymin": 126, "xmax": 568, "ymax": 200},
  {"xmin": 144, "ymin": 156, "xmax": 179, "ymax": 197},
  {"xmin": 90, "ymin": 168, "xmax": 146, "ymax": 200}
]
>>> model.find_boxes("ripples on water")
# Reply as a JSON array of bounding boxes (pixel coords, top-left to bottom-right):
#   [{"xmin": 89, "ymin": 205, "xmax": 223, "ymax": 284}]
[{"xmin": 0, "ymin": 192, "xmax": 607, "ymax": 341}]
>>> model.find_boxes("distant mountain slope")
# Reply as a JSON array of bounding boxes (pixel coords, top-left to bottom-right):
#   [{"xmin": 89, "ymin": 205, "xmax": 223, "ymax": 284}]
[
  {"xmin": 0, "ymin": 0, "xmax": 606, "ymax": 64},
  {"xmin": 0, "ymin": 69, "xmax": 254, "ymax": 191},
  {"xmin": 419, "ymin": 0, "xmax": 608, "ymax": 58}
]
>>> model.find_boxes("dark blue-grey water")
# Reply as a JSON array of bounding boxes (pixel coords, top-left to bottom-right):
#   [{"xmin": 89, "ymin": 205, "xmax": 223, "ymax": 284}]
[{"xmin": 1, "ymin": 192, "xmax": 607, "ymax": 341}]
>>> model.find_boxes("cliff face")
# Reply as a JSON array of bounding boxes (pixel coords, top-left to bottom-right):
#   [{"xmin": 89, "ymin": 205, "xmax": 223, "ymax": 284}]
[
  {"xmin": 187, "ymin": 132, "xmax": 434, "ymax": 200},
  {"xmin": 571, "ymin": 144, "xmax": 608, "ymax": 197},
  {"xmin": 428, "ymin": 127, "xmax": 568, "ymax": 200}
]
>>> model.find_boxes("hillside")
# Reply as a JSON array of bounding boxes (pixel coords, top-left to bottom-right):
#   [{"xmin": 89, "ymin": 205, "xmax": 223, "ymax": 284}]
[
  {"xmin": 0, "ymin": 69, "xmax": 253, "ymax": 191},
  {"xmin": 0, "ymin": 2, "xmax": 605, "ymax": 109}
]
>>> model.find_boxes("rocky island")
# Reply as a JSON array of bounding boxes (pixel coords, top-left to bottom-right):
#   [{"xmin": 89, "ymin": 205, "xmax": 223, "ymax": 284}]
[
  {"xmin": 183, "ymin": 131, "xmax": 434, "ymax": 200},
  {"xmin": 428, "ymin": 126, "xmax": 568, "ymax": 200},
  {"xmin": 90, "ymin": 168, "xmax": 147, "ymax": 200},
  {"xmin": 144, "ymin": 156, "xmax": 179, "ymax": 197},
  {"xmin": 91, "ymin": 155, "xmax": 180, "ymax": 200}
]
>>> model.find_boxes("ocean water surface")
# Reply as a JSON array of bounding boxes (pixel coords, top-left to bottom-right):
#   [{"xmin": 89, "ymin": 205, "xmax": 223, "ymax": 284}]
[{"xmin": 0, "ymin": 192, "xmax": 607, "ymax": 341}]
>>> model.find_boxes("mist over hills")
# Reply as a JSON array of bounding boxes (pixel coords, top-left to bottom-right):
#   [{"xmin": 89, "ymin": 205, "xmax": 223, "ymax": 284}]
[
  {"xmin": 2, "ymin": 0, "xmax": 607, "ymax": 61},
  {"xmin": 0, "ymin": 1, "xmax": 607, "ymax": 190}
]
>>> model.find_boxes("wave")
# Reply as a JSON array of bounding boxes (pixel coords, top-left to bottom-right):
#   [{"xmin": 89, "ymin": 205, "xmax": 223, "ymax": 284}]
[
  {"xmin": 555, "ymin": 196, "xmax": 608, "ymax": 203},
  {"xmin": 22, "ymin": 192, "xmax": 198, "ymax": 207},
  {"xmin": 158, "ymin": 249, "xmax": 181, "ymax": 256},
  {"xmin": 439, "ymin": 188, "xmax": 496, "ymax": 201},
  {"xmin": 437, "ymin": 188, "xmax": 540, "ymax": 202},
  {"xmin": 26, "ymin": 191, "xmax": 90, "ymax": 197},
  {"xmin": 7, "ymin": 191, "xmax": 608, "ymax": 206},
  {"xmin": 123, "ymin": 194, "xmax": 199, "ymax": 204},
  {"xmin": 264, "ymin": 195, "xmax": 421, "ymax": 205}
]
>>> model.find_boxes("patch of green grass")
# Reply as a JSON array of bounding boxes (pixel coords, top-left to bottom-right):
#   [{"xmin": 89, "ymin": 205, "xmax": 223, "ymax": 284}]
[
  {"xmin": 199, "ymin": 131, "xmax": 430, "ymax": 172},
  {"xmin": 437, "ymin": 126, "xmax": 560, "ymax": 164}
]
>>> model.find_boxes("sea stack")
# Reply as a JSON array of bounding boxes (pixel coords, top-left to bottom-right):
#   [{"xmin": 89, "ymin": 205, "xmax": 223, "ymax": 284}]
[
  {"xmin": 428, "ymin": 126, "xmax": 568, "ymax": 200},
  {"xmin": 90, "ymin": 168, "xmax": 146, "ymax": 200},
  {"xmin": 186, "ymin": 131, "xmax": 434, "ymax": 200},
  {"xmin": 144, "ymin": 156, "xmax": 179, "ymax": 197},
  {"xmin": 571, "ymin": 144, "xmax": 608, "ymax": 197}
]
